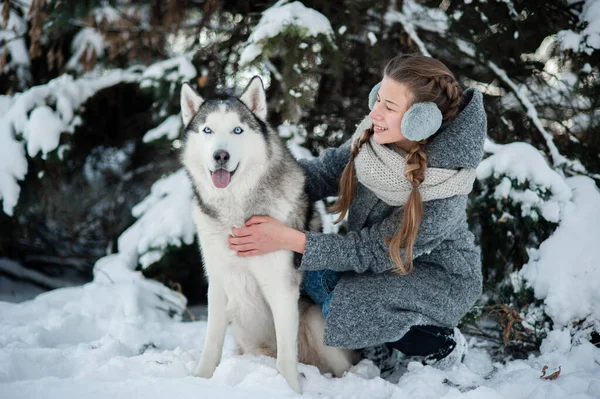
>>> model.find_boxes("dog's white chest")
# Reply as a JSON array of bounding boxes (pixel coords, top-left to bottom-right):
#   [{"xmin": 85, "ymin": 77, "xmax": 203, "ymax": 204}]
[{"xmin": 221, "ymin": 264, "xmax": 265, "ymax": 315}]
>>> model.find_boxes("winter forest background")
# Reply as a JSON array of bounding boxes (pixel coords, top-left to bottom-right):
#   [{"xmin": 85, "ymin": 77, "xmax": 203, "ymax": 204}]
[{"xmin": 1, "ymin": 0, "xmax": 599, "ymax": 398}]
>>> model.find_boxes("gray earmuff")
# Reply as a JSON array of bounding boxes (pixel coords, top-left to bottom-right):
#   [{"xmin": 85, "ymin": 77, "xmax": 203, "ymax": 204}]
[
  {"xmin": 400, "ymin": 102, "xmax": 442, "ymax": 142},
  {"xmin": 368, "ymin": 82, "xmax": 382, "ymax": 111},
  {"xmin": 368, "ymin": 81, "xmax": 443, "ymax": 142}
]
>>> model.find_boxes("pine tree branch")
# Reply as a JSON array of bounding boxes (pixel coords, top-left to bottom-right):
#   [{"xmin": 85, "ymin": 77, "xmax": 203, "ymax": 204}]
[
  {"xmin": 384, "ymin": 2, "xmax": 431, "ymax": 56},
  {"xmin": 264, "ymin": 59, "xmax": 287, "ymax": 91},
  {"xmin": 67, "ymin": 18, "xmax": 213, "ymax": 34},
  {"xmin": 487, "ymin": 60, "xmax": 568, "ymax": 168},
  {"xmin": 447, "ymin": 35, "xmax": 596, "ymax": 178},
  {"xmin": 10, "ymin": 0, "xmax": 30, "ymax": 11},
  {"xmin": 0, "ymin": 34, "xmax": 27, "ymax": 47}
]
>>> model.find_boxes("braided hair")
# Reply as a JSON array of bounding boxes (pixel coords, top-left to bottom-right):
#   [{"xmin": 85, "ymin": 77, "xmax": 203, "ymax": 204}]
[
  {"xmin": 330, "ymin": 128, "xmax": 371, "ymax": 222},
  {"xmin": 330, "ymin": 54, "xmax": 463, "ymax": 274}
]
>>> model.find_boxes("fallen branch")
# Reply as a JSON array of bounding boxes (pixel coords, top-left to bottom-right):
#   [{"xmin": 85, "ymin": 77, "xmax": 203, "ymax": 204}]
[{"xmin": 0, "ymin": 257, "xmax": 76, "ymax": 289}]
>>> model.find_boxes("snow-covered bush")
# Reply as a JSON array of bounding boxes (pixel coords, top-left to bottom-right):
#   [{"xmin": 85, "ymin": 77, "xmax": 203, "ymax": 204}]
[
  {"xmin": 238, "ymin": 1, "xmax": 338, "ymax": 123},
  {"xmin": 466, "ymin": 140, "xmax": 599, "ymax": 352}
]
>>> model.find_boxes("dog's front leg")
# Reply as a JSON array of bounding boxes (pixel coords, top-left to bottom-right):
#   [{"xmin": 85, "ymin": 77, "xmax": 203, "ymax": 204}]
[
  {"xmin": 257, "ymin": 266, "xmax": 302, "ymax": 393},
  {"xmin": 194, "ymin": 280, "xmax": 228, "ymax": 378}
]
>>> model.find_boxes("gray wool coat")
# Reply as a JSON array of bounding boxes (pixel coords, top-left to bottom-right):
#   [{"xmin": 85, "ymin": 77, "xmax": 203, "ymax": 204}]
[{"xmin": 296, "ymin": 88, "xmax": 487, "ymax": 349}]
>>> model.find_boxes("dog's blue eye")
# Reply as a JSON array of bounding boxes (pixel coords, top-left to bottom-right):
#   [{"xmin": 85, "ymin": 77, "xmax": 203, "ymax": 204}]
[
  {"xmin": 233, "ymin": 127, "xmax": 243, "ymax": 135},
  {"xmin": 203, "ymin": 127, "xmax": 212, "ymax": 134}
]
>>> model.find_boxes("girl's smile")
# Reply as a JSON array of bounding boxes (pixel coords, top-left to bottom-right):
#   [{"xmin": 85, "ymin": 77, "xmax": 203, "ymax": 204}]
[
  {"xmin": 368, "ymin": 77, "xmax": 416, "ymax": 151},
  {"xmin": 373, "ymin": 124, "xmax": 388, "ymax": 132}
]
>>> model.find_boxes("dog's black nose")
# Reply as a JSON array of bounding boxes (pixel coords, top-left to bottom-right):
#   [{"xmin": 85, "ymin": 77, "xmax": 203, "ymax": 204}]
[{"xmin": 213, "ymin": 150, "xmax": 230, "ymax": 165}]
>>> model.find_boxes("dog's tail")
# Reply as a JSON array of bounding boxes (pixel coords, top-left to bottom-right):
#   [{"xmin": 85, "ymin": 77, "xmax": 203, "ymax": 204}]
[{"xmin": 297, "ymin": 299, "xmax": 360, "ymax": 376}]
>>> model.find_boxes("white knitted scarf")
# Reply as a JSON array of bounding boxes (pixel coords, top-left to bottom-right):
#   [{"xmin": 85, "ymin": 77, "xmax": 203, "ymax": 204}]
[{"xmin": 352, "ymin": 116, "xmax": 477, "ymax": 206}]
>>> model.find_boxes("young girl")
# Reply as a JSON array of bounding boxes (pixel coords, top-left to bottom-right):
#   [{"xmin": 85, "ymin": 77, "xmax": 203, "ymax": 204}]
[{"xmin": 228, "ymin": 54, "xmax": 487, "ymax": 375}]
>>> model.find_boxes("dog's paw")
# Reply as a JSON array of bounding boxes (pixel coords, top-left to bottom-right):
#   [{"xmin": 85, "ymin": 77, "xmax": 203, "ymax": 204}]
[
  {"xmin": 277, "ymin": 361, "xmax": 302, "ymax": 393},
  {"xmin": 286, "ymin": 376, "xmax": 302, "ymax": 394},
  {"xmin": 193, "ymin": 364, "xmax": 216, "ymax": 379}
]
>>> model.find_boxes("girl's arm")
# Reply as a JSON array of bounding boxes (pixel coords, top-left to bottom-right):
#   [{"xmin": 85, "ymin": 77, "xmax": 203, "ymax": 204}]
[
  {"xmin": 230, "ymin": 195, "xmax": 468, "ymax": 274},
  {"xmin": 297, "ymin": 139, "xmax": 351, "ymax": 202},
  {"xmin": 298, "ymin": 195, "xmax": 468, "ymax": 273}
]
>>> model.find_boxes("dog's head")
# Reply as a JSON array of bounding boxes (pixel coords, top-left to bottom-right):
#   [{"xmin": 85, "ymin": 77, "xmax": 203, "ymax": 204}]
[{"xmin": 180, "ymin": 76, "xmax": 270, "ymax": 189}]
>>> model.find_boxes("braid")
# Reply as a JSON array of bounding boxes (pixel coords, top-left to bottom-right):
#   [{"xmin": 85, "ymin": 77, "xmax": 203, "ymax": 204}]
[
  {"xmin": 351, "ymin": 128, "xmax": 371, "ymax": 159},
  {"xmin": 404, "ymin": 142, "xmax": 427, "ymax": 186},
  {"xmin": 329, "ymin": 128, "xmax": 372, "ymax": 223},
  {"xmin": 386, "ymin": 141, "xmax": 427, "ymax": 274},
  {"xmin": 433, "ymin": 75, "xmax": 461, "ymax": 123}
]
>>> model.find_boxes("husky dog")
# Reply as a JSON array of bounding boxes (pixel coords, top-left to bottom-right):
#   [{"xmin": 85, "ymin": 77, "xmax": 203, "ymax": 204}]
[{"xmin": 180, "ymin": 77, "xmax": 357, "ymax": 393}]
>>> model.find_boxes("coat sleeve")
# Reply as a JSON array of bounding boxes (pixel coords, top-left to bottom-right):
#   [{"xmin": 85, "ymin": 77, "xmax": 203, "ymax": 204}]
[
  {"xmin": 297, "ymin": 139, "xmax": 352, "ymax": 202},
  {"xmin": 297, "ymin": 195, "xmax": 467, "ymax": 273}
]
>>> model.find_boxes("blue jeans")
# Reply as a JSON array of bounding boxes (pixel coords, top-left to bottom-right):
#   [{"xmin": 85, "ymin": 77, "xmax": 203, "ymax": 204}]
[{"xmin": 302, "ymin": 270, "xmax": 341, "ymax": 317}]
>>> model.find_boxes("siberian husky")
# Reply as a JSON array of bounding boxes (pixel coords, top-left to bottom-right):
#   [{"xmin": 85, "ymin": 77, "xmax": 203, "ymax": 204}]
[{"xmin": 180, "ymin": 76, "xmax": 358, "ymax": 393}]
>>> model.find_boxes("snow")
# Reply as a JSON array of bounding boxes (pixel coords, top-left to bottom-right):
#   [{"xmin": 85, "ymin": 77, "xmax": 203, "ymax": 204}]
[
  {"xmin": 0, "ymin": 55, "xmax": 196, "ymax": 217},
  {"xmin": 368, "ymin": 32, "xmax": 378, "ymax": 46},
  {"xmin": 477, "ymin": 141, "xmax": 572, "ymax": 222},
  {"xmin": 2, "ymin": 129, "xmax": 600, "ymax": 397},
  {"xmin": 0, "ymin": 282, "xmax": 598, "ymax": 398},
  {"xmin": 239, "ymin": 1, "xmax": 335, "ymax": 65},
  {"xmin": 487, "ymin": 61, "xmax": 570, "ymax": 169},
  {"xmin": 557, "ymin": 0, "xmax": 600, "ymax": 54},
  {"xmin": 455, "ymin": 39, "xmax": 476, "ymax": 57},
  {"xmin": 2, "ymin": 0, "xmax": 599, "ymax": 388},
  {"xmin": 0, "ymin": 259, "xmax": 47, "ymax": 303},
  {"xmin": 0, "ymin": 275, "xmax": 45, "ymax": 303},
  {"xmin": 66, "ymin": 28, "xmax": 106, "ymax": 72},
  {"xmin": 140, "ymin": 56, "xmax": 196, "ymax": 89},
  {"xmin": 478, "ymin": 139, "xmax": 600, "ymax": 344},
  {"xmin": 83, "ymin": 144, "xmax": 133, "ymax": 184},
  {"xmin": 0, "ymin": 70, "xmax": 140, "ymax": 216},
  {"xmin": 0, "ymin": 258, "xmax": 76, "ymax": 291},
  {"xmin": 0, "ymin": 7, "xmax": 31, "ymax": 83},
  {"xmin": 391, "ymin": 0, "xmax": 449, "ymax": 34},
  {"xmin": 113, "ymin": 169, "xmax": 195, "ymax": 270},
  {"xmin": 143, "ymin": 115, "xmax": 183, "ymax": 143},
  {"xmin": 23, "ymin": 106, "xmax": 69, "ymax": 158},
  {"xmin": 384, "ymin": 0, "xmax": 450, "ymax": 57},
  {"xmin": 519, "ymin": 175, "xmax": 600, "ymax": 329}
]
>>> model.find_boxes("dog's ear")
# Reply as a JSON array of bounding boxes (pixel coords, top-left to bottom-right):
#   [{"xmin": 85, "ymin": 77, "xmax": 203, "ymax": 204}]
[
  {"xmin": 181, "ymin": 83, "xmax": 204, "ymax": 127},
  {"xmin": 239, "ymin": 76, "xmax": 267, "ymax": 120}
]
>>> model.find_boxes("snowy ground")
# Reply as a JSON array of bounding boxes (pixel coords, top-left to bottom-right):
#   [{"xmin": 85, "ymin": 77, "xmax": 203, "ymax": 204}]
[
  {"xmin": 1, "ymin": 275, "xmax": 599, "ymax": 399},
  {"xmin": 1, "ymin": 140, "xmax": 600, "ymax": 399}
]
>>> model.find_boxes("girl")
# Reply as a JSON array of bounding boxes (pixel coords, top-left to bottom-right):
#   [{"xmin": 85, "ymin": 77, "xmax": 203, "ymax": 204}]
[{"xmin": 228, "ymin": 54, "xmax": 487, "ymax": 375}]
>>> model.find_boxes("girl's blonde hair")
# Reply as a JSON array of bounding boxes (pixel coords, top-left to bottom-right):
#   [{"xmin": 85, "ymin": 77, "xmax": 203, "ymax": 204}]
[{"xmin": 330, "ymin": 54, "xmax": 463, "ymax": 274}]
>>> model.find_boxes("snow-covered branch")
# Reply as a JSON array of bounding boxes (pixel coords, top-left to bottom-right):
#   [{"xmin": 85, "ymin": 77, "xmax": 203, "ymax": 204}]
[
  {"xmin": 0, "ymin": 55, "xmax": 196, "ymax": 217},
  {"xmin": 239, "ymin": 0, "xmax": 335, "ymax": 65},
  {"xmin": 488, "ymin": 61, "xmax": 570, "ymax": 169},
  {"xmin": 383, "ymin": 0, "xmax": 451, "ymax": 57},
  {"xmin": 0, "ymin": 258, "xmax": 77, "ymax": 289}
]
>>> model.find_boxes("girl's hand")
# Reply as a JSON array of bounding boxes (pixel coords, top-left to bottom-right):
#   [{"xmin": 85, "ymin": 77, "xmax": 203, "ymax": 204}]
[{"xmin": 229, "ymin": 216, "xmax": 306, "ymax": 257}]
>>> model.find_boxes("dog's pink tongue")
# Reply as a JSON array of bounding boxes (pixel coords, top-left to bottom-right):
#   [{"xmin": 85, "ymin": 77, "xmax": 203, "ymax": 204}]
[{"xmin": 212, "ymin": 169, "xmax": 231, "ymax": 188}]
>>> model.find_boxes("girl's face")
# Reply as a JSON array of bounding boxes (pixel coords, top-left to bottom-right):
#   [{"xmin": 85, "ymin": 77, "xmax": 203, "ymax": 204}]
[{"xmin": 369, "ymin": 77, "xmax": 416, "ymax": 151}]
